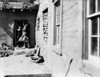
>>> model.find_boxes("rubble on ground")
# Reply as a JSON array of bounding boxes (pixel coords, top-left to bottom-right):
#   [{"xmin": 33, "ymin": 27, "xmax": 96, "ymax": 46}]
[
  {"xmin": 0, "ymin": 43, "xmax": 14, "ymax": 58},
  {"xmin": 0, "ymin": 43, "xmax": 45, "ymax": 63}
]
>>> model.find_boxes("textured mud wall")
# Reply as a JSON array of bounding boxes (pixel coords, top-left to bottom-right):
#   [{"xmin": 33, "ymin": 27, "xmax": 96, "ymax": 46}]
[
  {"xmin": 36, "ymin": 0, "xmax": 85, "ymax": 77},
  {"xmin": 0, "ymin": 9, "xmax": 37, "ymax": 47}
]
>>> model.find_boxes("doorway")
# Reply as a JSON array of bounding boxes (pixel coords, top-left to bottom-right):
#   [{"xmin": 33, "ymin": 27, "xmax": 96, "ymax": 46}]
[{"xmin": 13, "ymin": 19, "xmax": 30, "ymax": 47}]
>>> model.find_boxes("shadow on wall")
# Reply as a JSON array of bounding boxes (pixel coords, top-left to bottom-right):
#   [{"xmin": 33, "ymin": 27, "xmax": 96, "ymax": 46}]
[
  {"xmin": 0, "ymin": 10, "xmax": 14, "ymax": 40},
  {"xmin": 0, "ymin": 22, "xmax": 13, "ymax": 38},
  {"xmin": 0, "ymin": 22, "xmax": 13, "ymax": 45}
]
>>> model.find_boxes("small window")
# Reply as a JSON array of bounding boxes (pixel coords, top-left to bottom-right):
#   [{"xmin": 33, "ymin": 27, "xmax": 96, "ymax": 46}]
[{"xmin": 53, "ymin": 0, "xmax": 60, "ymax": 45}]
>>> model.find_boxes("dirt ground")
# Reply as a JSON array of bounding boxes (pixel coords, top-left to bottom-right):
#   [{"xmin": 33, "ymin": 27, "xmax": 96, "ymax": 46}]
[{"xmin": 0, "ymin": 53, "xmax": 51, "ymax": 77}]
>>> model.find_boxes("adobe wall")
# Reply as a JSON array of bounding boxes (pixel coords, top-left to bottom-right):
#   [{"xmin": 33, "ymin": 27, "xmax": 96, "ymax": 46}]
[
  {"xmin": 62, "ymin": 0, "xmax": 82, "ymax": 67},
  {"xmin": 61, "ymin": 0, "xmax": 84, "ymax": 76},
  {"xmin": 36, "ymin": 0, "xmax": 85, "ymax": 77},
  {"xmin": 0, "ymin": 9, "xmax": 37, "ymax": 47}
]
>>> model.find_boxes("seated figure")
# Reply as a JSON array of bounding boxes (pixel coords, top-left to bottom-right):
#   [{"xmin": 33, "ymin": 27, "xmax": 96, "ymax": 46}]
[{"xmin": 18, "ymin": 32, "xmax": 30, "ymax": 48}]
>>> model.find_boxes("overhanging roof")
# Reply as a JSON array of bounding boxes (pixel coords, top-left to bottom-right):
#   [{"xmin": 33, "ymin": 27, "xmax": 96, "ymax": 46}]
[{"xmin": 0, "ymin": 2, "xmax": 39, "ymax": 10}]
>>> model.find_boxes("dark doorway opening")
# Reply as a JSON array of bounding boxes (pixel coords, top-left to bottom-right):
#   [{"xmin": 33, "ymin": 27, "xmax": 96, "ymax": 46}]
[{"xmin": 13, "ymin": 19, "xmax": 30, "ymax": 48}]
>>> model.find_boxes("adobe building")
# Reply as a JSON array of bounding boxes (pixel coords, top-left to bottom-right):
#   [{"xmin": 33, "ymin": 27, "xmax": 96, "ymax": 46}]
[
  {"xmin": 0, "ymin": 0, "xmax": 39, "ymax": 48},
  {"xmin": 36, "ymin": 0, "xmax": 100, "ymax": 77}
]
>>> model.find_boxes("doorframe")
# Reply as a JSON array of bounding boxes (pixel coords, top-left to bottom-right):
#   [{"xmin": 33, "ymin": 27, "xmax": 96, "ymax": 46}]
[{"xmin": 13, "ymin": 19, "xmax": 29, "ymax": 47}]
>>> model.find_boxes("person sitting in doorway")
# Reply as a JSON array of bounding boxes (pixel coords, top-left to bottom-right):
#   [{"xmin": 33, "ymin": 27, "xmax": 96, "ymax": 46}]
[
  {"xmin": 17, "ymin": 22, "xmax": 30, "ymax": 48},
  {"xmin": 18, "ymin": 31, "xmax": 30, "ymax": 48}
]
